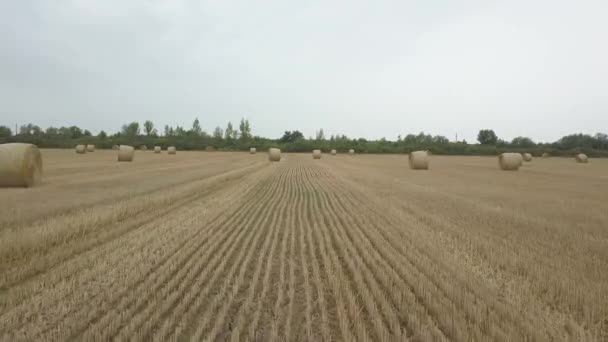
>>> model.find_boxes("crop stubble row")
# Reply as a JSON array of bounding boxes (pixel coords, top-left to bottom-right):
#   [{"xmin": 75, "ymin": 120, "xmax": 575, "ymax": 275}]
[{"xmin": 1, "ymin": 151, "xmax": 607, "ymax": 341}]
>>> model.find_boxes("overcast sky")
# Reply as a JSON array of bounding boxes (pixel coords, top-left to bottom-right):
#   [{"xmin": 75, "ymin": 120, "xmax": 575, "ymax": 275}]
[{"xmin": 1, "ymin": 0, "xmax": 606, "ymax": 142}]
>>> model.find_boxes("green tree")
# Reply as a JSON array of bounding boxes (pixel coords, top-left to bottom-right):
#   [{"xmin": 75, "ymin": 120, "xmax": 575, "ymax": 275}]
[
  {"xmin": 45, "ymin": 127, "xmax": 59, "ymax": 136},
  {"xmin": 19, "ymin": 123, "xmax": 42, "ymax": 135},
  {"xmin": 143, "ymin": 120, "xmax": 157, "ymax": 136},
  {"xmin": 315, "ymin": 128, "xmax": 325, "ymax": 141},
  {"xmin": 121, "ymin": 122, "xmax": 140, "ymax": 137},
  {"xmin": 280, "ymin": 130, "xmax": 304, "ymax": 143},
  {"xmin": 239, "ymin": 118, "xmax": 251, "ymax": 140},
  {"xmin": 98, "ymin": 130, "xmax": 107, "ymax": 139},
  {"xmin": 213, "ymin": 126, "xmax": 223, "ymax": 140},
  {"xmin": 83, "ymin": 130, "xmax": 92, "ymax": 136},
  {"xmin": 0, "ymin": 126, "xmax": 12, "ymax": 138},
  {"xmin": 164, "ymin": 125, "xmax": 171, "ymax": 137},
  {"xmin": 511, "ymin": 136, "xmax": 535, "ymax": 148},
  {"xmin": 225, "ymin": 122, "xmax": 234, "ymax": 140},
  {"xmin": 191, "ymin": 118, "xmax": 202, "ymax": 136},
  {"xmin": 477, "ymin": 129, "xmax": 498, "ymax": 145}
]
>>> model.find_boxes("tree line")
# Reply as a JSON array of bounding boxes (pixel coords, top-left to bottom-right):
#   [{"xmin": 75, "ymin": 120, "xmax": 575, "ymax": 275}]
[{"xmin": 1, "ymin": 120, "xmax": 607, "ymax": 157}]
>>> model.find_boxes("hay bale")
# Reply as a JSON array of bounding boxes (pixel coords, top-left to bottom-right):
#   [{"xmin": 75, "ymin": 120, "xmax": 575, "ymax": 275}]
[
  {"xmin": 250, "ymin": 147, "xmax": 257, "ymax": 154},
  {"xmin": 168, "ymin": 146, "xmax": 177, "ymax": 155},
  {"xmin": 313, "ymin": 150, "xmax": 322, "ymax": 159},
  {"xmin": 112, "ymin": 145, "xmax": 119, "ymax": 150},
  {"xmin": 268, "ymin": 148, "xmax": 281, "ymax": 162},
  {"xmin": 140, "ymin": 145, "xmax": 148, "ymax": 151},
  {"xmin": 522, "ymin": 153, "xmax": 532, "ymax": 162},
  {"xmin": 86, "ymin": 144, "xmax": 95, "ymax": 152},
  {"xmin": 349, "ymin": 149, "xmax": 355, "ymax": 155},
  {"xmin": 0, "ymin": 143, "xmax": 43, "ymax": 187},
  {"xmin": 117, "ymin": 145, "xmax": 135, "ymax": 162},
  {"xmin": 499, "ymin": 152, "xmax": 522, "ymax": 171},
  {"xmin": 154, "ymin": 146, "xmax": 161, "ymax": 153},
  {"xmin": 542, "ymin": 152, "xmax": 549, "ymax": 158},
  {"xmin": 576, "ymin": 154, "xmax": 588, "ymax": 163},
  {"xmin": 331, "ymin": 149, "xmax": 337, "ymax": 156},
  {"xmin": 409, "ymin": 151, "xmax": 429, "ymax": 170},
  {"xmin": 75, "ymin": 144, "xmax": 86, "ymax": 154}
]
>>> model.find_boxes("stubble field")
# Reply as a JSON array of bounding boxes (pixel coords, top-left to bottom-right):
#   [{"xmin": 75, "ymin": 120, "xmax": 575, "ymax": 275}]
[{"xmin": 0, "ymin": 149, "xmax": 607, "ymax": 341}]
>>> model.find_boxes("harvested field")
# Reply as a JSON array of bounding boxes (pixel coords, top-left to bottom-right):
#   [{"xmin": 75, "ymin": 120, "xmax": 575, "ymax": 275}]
[{"xmin": 1, "ymin": 150, "xmax": 607, "ymax": 341}]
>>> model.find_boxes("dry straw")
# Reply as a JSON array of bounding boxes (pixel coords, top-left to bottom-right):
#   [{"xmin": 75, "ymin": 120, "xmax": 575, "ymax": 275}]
[
  {"xmin": 349, "ymin": 149, "xmax": 355, "ymax": 155},
  {"xmin": 409, "ymin": 151, "xmax": 429, "ymax": 170},
  {"xmin": 250, "ymin": 147, "xmax": 257, "ymax": 154},
  {"xmin": 331, "ymin": 149, "xmax": 337, "ymax": 156},
  {"xmin": 268, "ymin": 148, "xmax": 281, "ymax": 162},
  {"xmin": 313, "ymin": 150, "xmax": 322, "ymax": 159},
  {"xmin": 140, "ymin": 145, "xmax": 148, "ymax": 151},
  {"xmin": 576, "ymin": 154, "xmax": 588, "ymax": 163},
  {"xmin": 117, "ymin": 145, "xmax": 135, "ymax": 162},
  {"xmin": 86, "ymin": 144, "xmax": 95, "ymax": 152},
  {"xmin": 499, "ymin": 152, "xmax": 522, "ymax": 171},
  {"xmin": 75, "ymin": 145, "xmax": 86, "ymax": 154},
  {"xmin": 0, "ymin": 143, "xmax": 43, "ymax": 187},
  {"xmin": 154, "ymin": 146, "xmax": 161, "ymax": 153},
  {"xmin": 523, "ymin": 153, "xmax": 532, "ymax": 162},
  {"xmin": 168, "ymin": 146, "xmax": 177, "ymax": 155}
]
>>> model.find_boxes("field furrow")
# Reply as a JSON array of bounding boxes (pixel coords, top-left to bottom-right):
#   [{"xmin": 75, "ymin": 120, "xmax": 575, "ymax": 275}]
[{"xmin": 1, "ymin": 151, "xmax": 607, "ymax": 341}]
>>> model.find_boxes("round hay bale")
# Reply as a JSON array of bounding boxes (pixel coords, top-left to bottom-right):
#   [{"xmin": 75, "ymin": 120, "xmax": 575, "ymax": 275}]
[
  {"xmin": 250, "ymin": 147, "xmax": 257, "ymax": 154},
  {"xmin": 312, "ymin": 150, "xmax": 322, "ymax": 159},
  {"xmin": 154, "ymin": 146, "xmax": 161, "ymax": 153},
  {"xmin": 268, "ymin": 148, "xmax": 281, "ymax": 162},
  {"xmin": 86, "ymin": 144, "xmax": 95, "ymax": 152},
  {"xmin": 168, "ymin": 146, "xmax": 177, "ymax": 155},
  {"xmin": 499, "ymin": 152, "xmax": 522, "ymax": 171},
  {"xmin": 348, "ymin": 149, "xmax": 355, "ymax": 155},
  {"xmin": 0, "ymin": 143, "xmax": 43, "ymax": 187},
  {"xmin": 542, "ymin": 152, "xmax": 549, "ymax": 158},
  {"xmin": 75, "ymin": 144, "xmax": 86, "ymax": 154},
  {"xmin": 117, "ymin": 145, "xmax": 135, "ymax": 162},
  {"xmin": 112, "ymin": 145, "xmax": 119, "ymax": 150},
  {"xmin": 522, "ymin": 153, "xmax": 532, "ymax": 162},
  {"xmin": 331, "ymin": 149, "xmax": 337, "ymax": 156},
  {"xmin": 576, "ymin": 154, "xmax": 588, "ymax": 163},
  {"xmin": 140, "ymin": 145, "xmax": 148, "ymax": 151},
  {"xmin": 409, "ymin": 151, "xmax": 429, "ymax": 170}
]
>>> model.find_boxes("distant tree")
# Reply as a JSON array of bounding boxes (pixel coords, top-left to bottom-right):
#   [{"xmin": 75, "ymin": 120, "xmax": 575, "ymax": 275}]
[
  {"xmin": 213, "ymin": 126, "xmax": 223, "ymax": 140},
  {"xmin": 225, "ymin": 122, "xmax": 234, "ymax": 140},
  {"xmin": 191, "ymin": 118, "xmax": 202, "ymax": 136},
  {"xmin": 121, "ymin": 122, "xmax": 140, "ymax": 137},
  {"xmin": 143, "ymin": 120, "xmax": 157, "ymax": 136},
  {"xmin": 511, "ymin": 136, "xmax": 535, "ymax": 148},
  {"xmin": 477, "ymin": 129, "xmax": 498, "ymax": 145},
  {"xmin": 98, "ymin": 130, "xmax": 107, "ymax": 139},
  {"xmin": 45, "ymin": 127, "xmax": 59, "ymax": 136},
  {"xmin": 19, "ymin": 123, "xmax": 42, "ymax": 135},
  {"xmin": 83, "ymin": 130, "xmax": 92, "ymax": 136},
  {"xmin": 280, "ymin": 130, "xmax": 304, "ymax": 143},
  {"xmin": 164, "ymin": 125, "xmax": 171, "ymax": 137},
  {"xmin": 315, "ymin": 128, "xmax": 325, "ymax": 141},
  {"xmin": 174, "ymin": 126, "xmax": 186, "ymax": 136},
  {"xmin": 0, "ymin": 126, "xmax": 12, "ymax": 138},
  {"xmin": 239, "ymin": 118, "xmax": 251, "ymax": 140},
  {"xmin": 231, "ymin": 127, "xmax": 238, "ymax": 140}
]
